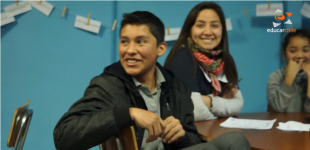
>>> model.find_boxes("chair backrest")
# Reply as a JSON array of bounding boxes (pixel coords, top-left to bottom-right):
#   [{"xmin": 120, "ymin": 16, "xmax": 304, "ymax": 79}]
[
  {"xmin": 7, "ymin": 99, "xmax": 33, "ymax": 150},
  {"xmin": 100, "ymin": 126, "xmax": 138, "ymax": 150}
]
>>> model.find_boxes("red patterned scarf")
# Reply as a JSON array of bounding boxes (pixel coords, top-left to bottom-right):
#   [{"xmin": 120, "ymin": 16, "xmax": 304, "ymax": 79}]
[{"xmin": 187, "ymin": 37, "xmax": 224, "ymax": 96}]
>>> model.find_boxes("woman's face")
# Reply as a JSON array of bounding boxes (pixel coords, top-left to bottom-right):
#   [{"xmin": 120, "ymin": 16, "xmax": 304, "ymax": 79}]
[
  {"xmin": 191, "ymin": 9, "xmax": 222, "ymax": 50},
  {"xmin": 285, "ymin": 36, "xmax": 310, "ymax": 64}
]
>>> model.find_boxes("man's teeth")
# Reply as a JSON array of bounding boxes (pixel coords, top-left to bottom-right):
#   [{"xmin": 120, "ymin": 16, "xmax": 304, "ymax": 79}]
[{"xmin": 127, "ymin": 60, "xmax": 137, "ymax": 63}]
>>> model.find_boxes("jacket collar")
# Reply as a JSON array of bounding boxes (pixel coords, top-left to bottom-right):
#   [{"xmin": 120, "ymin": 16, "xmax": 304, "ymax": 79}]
[{"xmin": 102, "ymin": 61, "xmax": 174, "ymax": 94}]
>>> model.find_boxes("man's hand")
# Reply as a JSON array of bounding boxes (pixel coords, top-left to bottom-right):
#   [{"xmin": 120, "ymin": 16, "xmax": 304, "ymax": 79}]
[
  {"xmin": 161, "ymin": 116, "xmax": 185, "ymax": 144},
  {"xmin": 129, "ymin": 108, "xmax": 166, "ymax": 143}
]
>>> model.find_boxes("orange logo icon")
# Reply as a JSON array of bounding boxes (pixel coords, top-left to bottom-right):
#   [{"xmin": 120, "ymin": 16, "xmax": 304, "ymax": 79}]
[
  {"xmin": 274, "ymin": 12, "xmax": 292, "ymax": 21},
  {"xmin": 275, "ymin": 15, "xmax": 285, "ymax": 20},
  {"xmin": 286, "ymin": 12, "xmax": 292, "ymax": 17},
  {"xmin": 271, "ymin": 10, "xmax": 294, "ymax": 29}
]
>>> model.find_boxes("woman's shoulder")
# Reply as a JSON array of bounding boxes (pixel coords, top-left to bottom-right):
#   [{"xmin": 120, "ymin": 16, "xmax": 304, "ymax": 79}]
[
  {"xmin": 165, "ymin": 48, "xmax": 199, "ymax": 76},
  {"xmin": 168, "ymin": 48, "xmax": 195, "ymax": 64},
  {"xmin": 174, "ymin": 48, "xmax": 192, "ymax": 57}
]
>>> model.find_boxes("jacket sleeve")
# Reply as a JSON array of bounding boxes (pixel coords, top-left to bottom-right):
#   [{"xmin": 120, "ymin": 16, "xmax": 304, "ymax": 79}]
[
  {"xmin": 167, "ymin": 81, "xmax": 202, "ymax": 149},
  {"xmin": 53, "ymin": 76, "xmax": 134, "ymax": 150},
  {"xmin": 267, "ymin": 70, "xmax": 298, "ymax": 112},
  {"xmin": 208, "ymin": 90, "xmax": 244, "ymax": 117}
]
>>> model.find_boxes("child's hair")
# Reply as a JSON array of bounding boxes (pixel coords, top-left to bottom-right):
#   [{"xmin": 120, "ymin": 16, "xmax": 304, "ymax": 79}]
[
  {"xmin": 120, "ymin": 11, "xmax": 165, "ymax": 46},
  {"xmin": 280, "ymin": 28, "xmax": 310, "ymax": 67},
  {"xmin": 282, "ymin": 28, "xmax": 310, "ymax": 53}
]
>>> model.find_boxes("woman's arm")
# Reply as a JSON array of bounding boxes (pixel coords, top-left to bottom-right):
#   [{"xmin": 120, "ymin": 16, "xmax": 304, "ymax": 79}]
[
  {"xmin": 208, "ymin": 90, "xmax": 244, "ymax": 117},
  {"xmin": 191, "ymin": 92, "xmax": 217, "ymax": 121}
]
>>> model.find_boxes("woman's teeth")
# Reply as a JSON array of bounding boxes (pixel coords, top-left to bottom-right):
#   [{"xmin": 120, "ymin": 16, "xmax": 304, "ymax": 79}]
[
  {"xmin": 127, "ymin": 60, "xmax": 138, "ymax": 63},
  {"xmin": 202, "ymin": 39, "xmax": 214, "ymax": 42}
]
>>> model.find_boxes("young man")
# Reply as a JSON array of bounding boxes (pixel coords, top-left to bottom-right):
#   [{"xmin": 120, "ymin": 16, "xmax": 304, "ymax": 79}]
[{"xmin": 53, "ymin": 11, "xmax": 251, "ymax": 150}]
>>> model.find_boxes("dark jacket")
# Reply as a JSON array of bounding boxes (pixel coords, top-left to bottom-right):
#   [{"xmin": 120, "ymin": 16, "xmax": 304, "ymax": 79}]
[
  {"xmin": 165, "ymin": 49, "xmax": 227, "ymax": 96},
  {"xmin": 53, "ymin": 61, "xmax": 201, "ymax": 150}
]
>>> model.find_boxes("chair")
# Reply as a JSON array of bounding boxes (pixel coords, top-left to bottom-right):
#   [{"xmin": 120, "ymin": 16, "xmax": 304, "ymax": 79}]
[
  {"xmin": 100, "ymin": 126, "xmax": 138, "ymax": 150},
  {"xmin": 199, "ymin": 133, "xmax": 212, "ymax": 142},
  {"xmin": 7, "ymin": 100, "xmax": 33, "ymax": 150}
]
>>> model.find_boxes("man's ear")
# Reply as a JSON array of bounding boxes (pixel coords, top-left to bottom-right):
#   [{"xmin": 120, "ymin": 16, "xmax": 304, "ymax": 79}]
[{"xmin": 157, "ymin": 42, "xmax": 168, "ymax": 57}]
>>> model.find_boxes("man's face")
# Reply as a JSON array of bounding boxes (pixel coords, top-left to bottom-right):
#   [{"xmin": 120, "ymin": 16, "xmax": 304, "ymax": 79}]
[{"xmin": 119, "ymin": 24, "xmax": 166, "ymax": 77}]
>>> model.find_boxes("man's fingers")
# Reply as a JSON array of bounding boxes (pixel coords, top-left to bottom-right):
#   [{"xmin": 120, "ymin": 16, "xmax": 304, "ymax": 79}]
[
  {"xmin": 162, "ymin": 116, "xmax": 174, "ymax": 138},
  {"xmin": 161, "ymin": 122, "xmax": 172, "ymax": 139},
  {"xmin": 163, "ymin": 126, "xmax": 177, "ymax": 142},
  {"xmin": 146, "ymin": 136, "xmax": 156, "ymax": 143},
  {"xmin": 153, "ymin": 123, "xmax": 159, "ymax": 138},
  {"xmin": 164, "ymin": 116, "xmax": 174, "ymax": 124},
  {"xmin": 146, "ymin": 126, "xmax": 154, "ymax": 143},
  {"xmin": 160, "ymin": 118, "xmax": 166, "ymax": 129},
  {"xmin": 167, "ymin": 127, "xmax": 185, "ymax": 144},
  {"xmin": 155, "ymin": 122, "xmax": 162, "ymax": 137},
  {"xmin": 163, "ymin": 120, "xmax": 179, "ymax": 142}
]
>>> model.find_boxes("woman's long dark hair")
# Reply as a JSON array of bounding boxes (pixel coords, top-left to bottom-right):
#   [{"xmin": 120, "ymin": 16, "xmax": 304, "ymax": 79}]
[{"xmin": 164, "ymin": 2, "xmax": 239, "ymax": 94}]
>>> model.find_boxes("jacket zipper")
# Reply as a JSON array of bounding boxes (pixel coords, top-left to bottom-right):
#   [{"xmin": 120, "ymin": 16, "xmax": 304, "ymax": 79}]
[
  {"xmin": 162, "ymin": 92, "xmax": 171, "ymax": 111},
  {"xmin": 166, "ymin": 102, "xmax": 171, "ymax": 111}
]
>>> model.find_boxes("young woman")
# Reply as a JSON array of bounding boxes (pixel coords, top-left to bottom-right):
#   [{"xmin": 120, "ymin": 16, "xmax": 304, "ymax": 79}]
[
  {"xmin": 267, "ymin": 29, "xmax": 310, "ymax": 113},
  {"xmin": 164, "ymin": 2, "xmax": 243, "ymax": 121}
]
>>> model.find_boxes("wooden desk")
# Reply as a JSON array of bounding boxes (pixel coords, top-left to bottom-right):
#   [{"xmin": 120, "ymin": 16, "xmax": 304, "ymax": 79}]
[{"xmin": 194, "ymin": 113, "xmax": 310, "ymax": 150}]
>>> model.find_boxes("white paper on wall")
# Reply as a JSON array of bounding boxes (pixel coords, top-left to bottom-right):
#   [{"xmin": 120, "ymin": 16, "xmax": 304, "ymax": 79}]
[
  {"xmin": 300, "ymin": 3, "xmax": 310, "ymax": 19},
  {"xmin": 1, "ymin": 12, "xmax": 15, "ymax": 26},
  {"xmin": 4, "ymin": 1, "xmax": 32, "ymax": 17},
  {"xmin": 256, "ymin": 3, "xmax": 283, "ymax": 16},
  {"xmin": 226, "ymin": 18, "xmax": 233, "ymax": 31},
  {"xmin": 74, "ymin": 15, "xmax": 101, "ymax": 34},
  {"xmin": 28, "ymin": 0, "xmax": 54, "ymax": 16},
  {"xmin": 164, "ymin": 28, "xmax": 181, "ymax": 41}
]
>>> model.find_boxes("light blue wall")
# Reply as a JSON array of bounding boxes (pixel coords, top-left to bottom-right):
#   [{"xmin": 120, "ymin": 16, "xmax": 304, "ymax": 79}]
[
  {"xmin": 1, "ymin": 1, "xmax": 309, "ymax": 150},
  {"xmin": 1, "ymin": 1, "xmax": 115, "ymax": 150}
]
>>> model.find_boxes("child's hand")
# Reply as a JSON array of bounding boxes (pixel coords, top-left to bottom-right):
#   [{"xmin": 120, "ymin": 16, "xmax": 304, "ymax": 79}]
[
  {"xmin": 303, "ymin": 63, "xmax": 310, "ymax": 77},
  {"xmin": 285, "ymin": 60, "xmax": 303, "ymax": 85}
]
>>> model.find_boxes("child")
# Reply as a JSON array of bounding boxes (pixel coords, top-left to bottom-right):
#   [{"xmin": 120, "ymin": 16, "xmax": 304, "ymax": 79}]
[{"xmin": 267, "ymin": 28, "xmax": 310, "ymax": 113}]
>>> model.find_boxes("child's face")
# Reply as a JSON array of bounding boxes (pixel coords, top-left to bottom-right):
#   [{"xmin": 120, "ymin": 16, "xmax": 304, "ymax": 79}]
[
  {"xmin": 119, "ymin": 24, "xmax": 166, "ymax": 77},
  {"xmin": 285, "ymin": 36, "xmax": 310, "ymax": 63}
]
